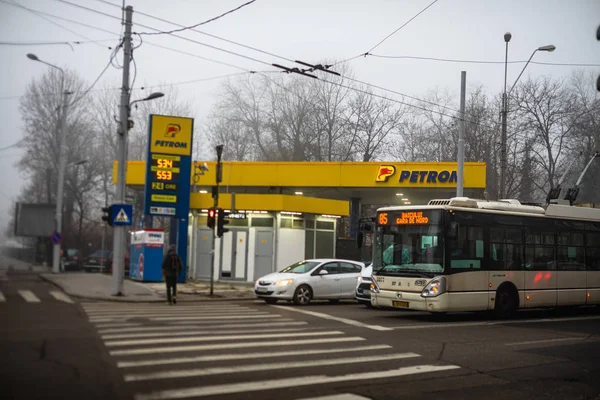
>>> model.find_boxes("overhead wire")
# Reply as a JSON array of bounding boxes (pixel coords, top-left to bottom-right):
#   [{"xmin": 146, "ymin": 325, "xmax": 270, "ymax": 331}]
[
  {"xmin": 135, "ymin": 0, "xmax": 257, "ymax": 36},
  {"xmin": 368, "ymin": 54, "xmax": 600, "ymax": 67},
  {"xmin": 332, "ymin": 0, "xmax": 440, "ymax": 66},
  {"xmin": 1, "ymin": 0, "xmax": 109, "ymax": 49},
  {"xmin": 52, "ymin": 0, "xmax": 276, "ymax": 69}
]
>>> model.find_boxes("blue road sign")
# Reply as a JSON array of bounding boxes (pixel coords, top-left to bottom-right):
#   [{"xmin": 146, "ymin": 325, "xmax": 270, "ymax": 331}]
[
  {"xmin": 50, "ymin": 231, "xmax": 62, "ymax": 244},
  {"xmin": 111, "ymin": 204, "xmax": 133, "ymax": 226}
]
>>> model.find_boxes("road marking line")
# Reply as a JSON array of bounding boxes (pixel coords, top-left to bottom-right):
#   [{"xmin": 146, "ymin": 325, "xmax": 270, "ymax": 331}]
[
  {"xmin": 18, "ymin": 290, "xmax": 41, "ymax": 303},
  {"xmin": 506, "ymin": 337, "xmax": 591, "ymax": 346},
  {"xmin": 0, "ymin": 291, "xmax": 5, "ymax": 302},
  {"xmin": 95, "ymin": 323, "xmax": 144, "ymax": 329},
  {"xmin": 389, "ymin": 315, "xmax": 600, "ymax": 330},
  {"xmin": 50, "ymin": 291, "xmax": 74, "ymax": 304},
  {"xmin": 90, "ymin": 314, "xmax": 280, "ymax": 323},
  {"xmin": 86, "ymin": 310, "xmax": 266, "ymax": 317},
  {"xmin": 110, "ymin": 337, "xmax": 366, "ymax": 356},
  {"xmin": 271, "ymin": 305, "xmax": 393, "ymax": 331},
  {"xmin": 298, "ymin": 395, "xmax": 371, "ymax": 400},
  {"xmin": 106, "ymin": 330, "xmax": 344, "ymax": 347},
  {"xmin": 117, "ymin": 344, "xmax": 392, "ymax": 368},
  {"xmin": 103, "ymin": 327, "xmax": 312, "ymax": 340},
  {"xmin": 133, "ymin": 364, "xmax": 460, "ymax": 399},
  {"xmin": 167, "ymin": 319, "xmax": 297, "ymax": 325},
  {"xmin": 83, "ymin": 304, "xmax": 250, "ymax": 311},
  {"xmin": 124, "ymin": 352, "xmax": 422, "ymax": 382},
  {"xmin": 83, "ymin": 306, "xmax": 255, "ymax": 313},
  {"xmin": 98, "ymin": 321, "xmax": 306, "ymax": 334}
]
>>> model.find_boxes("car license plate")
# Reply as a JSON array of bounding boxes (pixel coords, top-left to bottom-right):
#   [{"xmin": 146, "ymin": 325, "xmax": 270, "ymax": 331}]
[
  {"xmin": 392, "ymin": 300, "xmax": 409, "ymax": 308},
  {"xmin": 257, "ymin": 287, "xmax": 268, "ymax": 293}
]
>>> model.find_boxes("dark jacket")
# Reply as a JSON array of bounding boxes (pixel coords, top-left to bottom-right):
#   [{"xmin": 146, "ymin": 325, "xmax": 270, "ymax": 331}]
[{"xmin": 162, "ymin": 249, "xmax": 182, "ymax": 278}]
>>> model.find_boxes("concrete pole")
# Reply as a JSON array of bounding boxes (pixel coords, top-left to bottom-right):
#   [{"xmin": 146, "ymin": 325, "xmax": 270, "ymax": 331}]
[
  {"xmin": 457, "ymin": 71, "xmax": 466, "ymax": 198},
  {"xmin": 500, "ymin": 33, "xmax": 511, "ymax": 200},
  {"xmin": 112, "ymin": 5, "xmax": 133, "ymax": 296},
  {"xmin": 52, "ymin": 89, "xmax": 70, "ymax": 274}
]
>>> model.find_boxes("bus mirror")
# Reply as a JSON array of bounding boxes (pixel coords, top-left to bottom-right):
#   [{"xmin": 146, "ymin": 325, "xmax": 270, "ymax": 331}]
[
  {"xmin": 448, "ymin": 222, "xmax": 459, "ymax": 239},
  {"xmin": 356, "ymin": 232, "xmax": 364, "ymax": 248}
]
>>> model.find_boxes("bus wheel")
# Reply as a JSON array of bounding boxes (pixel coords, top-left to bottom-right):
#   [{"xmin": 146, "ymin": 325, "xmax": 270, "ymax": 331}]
[
  {"xmin": 293, "ymin": 285, "xmax": 313, "ymax": 305},
  {"xmin": 494, "ymin": 287, "xmax": 518, "ymax": 319}
]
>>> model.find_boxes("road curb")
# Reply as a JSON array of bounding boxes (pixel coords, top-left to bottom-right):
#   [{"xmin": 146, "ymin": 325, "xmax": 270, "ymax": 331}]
[{"xmin": 38, "ymin": 274, "xmax": 260, "ymax": 302}]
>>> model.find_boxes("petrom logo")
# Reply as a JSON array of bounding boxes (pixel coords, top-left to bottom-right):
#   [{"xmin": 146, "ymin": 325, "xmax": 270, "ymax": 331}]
[
  {"xmin": 399, "ymin": 170, "xmax": 457, "ymax": 183},
  {"xmin": 376, "ymin": 165, "xmax": 396, "ymax": 182},
  {"xmin": 148, "ymin": 233, "xmax": 162, "ymax": 238},
  {"xmin": 165, "ymin": 124, "xmax": 181, "ymax": 138},
  {"xmin": 153, "ymin": 140, "xmax": 188, "ymax": 149}
]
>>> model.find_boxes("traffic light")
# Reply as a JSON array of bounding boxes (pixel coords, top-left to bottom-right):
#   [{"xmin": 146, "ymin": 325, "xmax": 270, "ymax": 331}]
[
  {"xmin": 207, "ymin": 208, "xmax": 216, "ymax": 229},
  {"xmin": 216, "ymin": 208, "xmax": 229, "ymax": 237},
  {"xmin": 101, "ymin": 205, "xmax": 113, "ymax": 226}
]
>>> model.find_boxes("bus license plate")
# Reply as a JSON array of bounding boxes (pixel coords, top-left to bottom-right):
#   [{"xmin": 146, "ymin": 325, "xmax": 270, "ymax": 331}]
[{"xmin": 392, "ymin": 300, "xmax": 409, "ymax": 308}]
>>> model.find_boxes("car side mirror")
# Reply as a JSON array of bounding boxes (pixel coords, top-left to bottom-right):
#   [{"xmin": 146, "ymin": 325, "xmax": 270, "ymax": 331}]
[{"xmin": 318, "ymin": 269, "xmax": 329, "ymax": 276}]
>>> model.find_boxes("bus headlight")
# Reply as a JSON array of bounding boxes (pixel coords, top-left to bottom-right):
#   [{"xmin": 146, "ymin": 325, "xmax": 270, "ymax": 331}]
[{"xmin": 421, "ymin": 277, "xmax": 446, "ymax": 298}]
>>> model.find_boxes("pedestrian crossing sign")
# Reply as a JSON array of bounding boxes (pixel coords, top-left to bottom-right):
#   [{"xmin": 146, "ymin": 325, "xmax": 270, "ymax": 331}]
[{"xmin": 111, "ymin": 204, "xmax": 133, "ymax": 226}]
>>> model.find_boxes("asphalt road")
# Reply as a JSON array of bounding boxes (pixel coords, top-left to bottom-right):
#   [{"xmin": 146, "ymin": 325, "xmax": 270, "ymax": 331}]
[
  {"xmin": 2, "ymin": 272, "xmax": 600, "ymax": 400},
  {"xmin": 0, "ymin": 270, "xmax": 127, "ymax": 400}
]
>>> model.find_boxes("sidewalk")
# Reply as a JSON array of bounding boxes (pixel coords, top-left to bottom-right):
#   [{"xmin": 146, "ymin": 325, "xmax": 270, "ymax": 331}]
[{"xmin": 39, "ymin": 273, "xmax": 257, "ymax": 302}]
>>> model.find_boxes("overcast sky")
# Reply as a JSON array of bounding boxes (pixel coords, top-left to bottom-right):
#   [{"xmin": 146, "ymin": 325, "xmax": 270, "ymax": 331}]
[{"xmin": 1, "ymin": 0, "xmax": 599, "ymax": 239}]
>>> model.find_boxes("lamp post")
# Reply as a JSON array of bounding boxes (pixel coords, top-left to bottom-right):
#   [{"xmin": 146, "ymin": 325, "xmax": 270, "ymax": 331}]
[
  {"xmin": 111, "ymin": 91, "xmax": 164, "ymax": 296},
  {"xmin": 499, "ymin": 37, "xmax": 555, "ymax": 199},
  {"xmin": 27, "ymin": 53, "xmax": 70, "ymax": 274}
]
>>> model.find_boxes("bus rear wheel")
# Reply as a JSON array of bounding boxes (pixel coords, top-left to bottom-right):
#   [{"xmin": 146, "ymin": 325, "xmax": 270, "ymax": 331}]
[{"xmin": 494, "ymin": 287, "xmax": 518, "ymax": 319}]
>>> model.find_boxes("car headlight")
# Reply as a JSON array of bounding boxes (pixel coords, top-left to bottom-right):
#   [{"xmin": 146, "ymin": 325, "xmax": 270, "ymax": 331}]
[
  {"xmin": 421, "ymin": 277, "xmax": 447, "ymax": 298},
  {"xmin": 274, "ymin": 279, "xmax": 293, "ymax": 286}
]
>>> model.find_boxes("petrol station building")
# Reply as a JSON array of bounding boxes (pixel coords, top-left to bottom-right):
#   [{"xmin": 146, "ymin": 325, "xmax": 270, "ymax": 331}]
[{"xmin": 118, "ymin": 160, "xmax": 486, "ymax": 283}]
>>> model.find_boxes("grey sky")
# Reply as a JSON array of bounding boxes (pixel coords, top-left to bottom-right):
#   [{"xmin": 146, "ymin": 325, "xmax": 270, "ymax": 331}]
[{"xmin": 1, "ymin": 0, "xmax": 599, "ymax": 239}]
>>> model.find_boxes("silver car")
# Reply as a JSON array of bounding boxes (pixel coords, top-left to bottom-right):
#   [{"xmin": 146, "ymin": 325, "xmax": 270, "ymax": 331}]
[{"xmin": 255, "ymin": 259, "xmax": 365, "ymax": 305}]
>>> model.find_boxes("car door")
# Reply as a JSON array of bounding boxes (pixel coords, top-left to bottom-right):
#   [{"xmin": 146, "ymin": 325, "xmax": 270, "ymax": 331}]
[
  {"xmin": 310, "ymin": 262, "xmax": 341, "ymax": 299},
  {"xmin": 339, "ymin": 262, "xmax": 363, "ymax": 297}
]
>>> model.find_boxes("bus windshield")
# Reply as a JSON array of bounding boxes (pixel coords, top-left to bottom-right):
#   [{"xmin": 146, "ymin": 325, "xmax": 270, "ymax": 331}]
[{"xmin": 373, "ymin": 223, "xmax": 444, "ymax": 277}]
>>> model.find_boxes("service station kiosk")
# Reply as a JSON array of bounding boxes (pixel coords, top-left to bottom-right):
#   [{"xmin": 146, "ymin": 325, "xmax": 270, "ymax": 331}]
[{"xmin": 129, "ymin": 229, "xmax": 165, "ymax": 282}]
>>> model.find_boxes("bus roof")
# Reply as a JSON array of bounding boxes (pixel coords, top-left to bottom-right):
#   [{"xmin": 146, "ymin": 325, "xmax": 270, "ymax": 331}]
[{"xmin": 377, "ymin": 197, "xmax": 600, "ymax": 222}]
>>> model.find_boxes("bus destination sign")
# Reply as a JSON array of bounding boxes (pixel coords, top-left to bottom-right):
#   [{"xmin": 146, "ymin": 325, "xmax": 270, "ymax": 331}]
[{"xmin": 378, "ymin": 211, "xmax": 433, "ymax": 225}]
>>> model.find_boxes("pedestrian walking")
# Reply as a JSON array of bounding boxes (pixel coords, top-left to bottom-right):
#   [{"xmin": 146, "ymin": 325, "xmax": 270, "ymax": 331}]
[{"xmin": 162, "ymin": 244, "xmax": 182, "ymax": 305}]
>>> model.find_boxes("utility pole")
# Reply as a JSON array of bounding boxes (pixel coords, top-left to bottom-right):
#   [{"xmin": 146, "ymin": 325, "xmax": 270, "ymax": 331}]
[
  {"xmin": 111, "ymin": 5, "xmax": 133, "ymax": 296},
  {"xmin": 500, "ymin": 32, "xmax": 511, "ymax": 200},
  {"xmin": 52, "ymin": 89, "xmax": 70, "ymax": 274},
  {"xmin": 210, "ymin": 145, "xmax": 224, "ymax": 296},
  {"xmin": 457, "ymin": 71, "xmax": 466, "ymax": 198}
]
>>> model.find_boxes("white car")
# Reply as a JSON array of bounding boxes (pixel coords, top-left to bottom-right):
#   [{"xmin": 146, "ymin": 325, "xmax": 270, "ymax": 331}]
[
  {"xmin": 355, "ymin": 263, "xmax": 374, "ymax": 307},
  {"xmin": 255, "ymin": 259, "xmax": 365, "ymax": 305}
]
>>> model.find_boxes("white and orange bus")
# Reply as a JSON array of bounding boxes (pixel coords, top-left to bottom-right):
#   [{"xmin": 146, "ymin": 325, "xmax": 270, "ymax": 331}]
[{"xmin": 369, "ymin": 197, "xmax": 600, "ymax": 317}]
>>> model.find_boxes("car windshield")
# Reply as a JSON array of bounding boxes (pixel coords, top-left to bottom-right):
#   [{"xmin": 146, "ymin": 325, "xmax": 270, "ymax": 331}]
[
  {"xmin": 373, "ymin": 221, "xmax": 444, "ymax": 277},
  {"xmin": 67, "ymin": 249, "xmax": 78, "ymax": 256},
  {"xmin": 91, "ymin": 251, "xmax": 111, "ymax": 258},
  {"xmin": 279, "ymin": 260, "xmax": 321, "ymax": 274}
]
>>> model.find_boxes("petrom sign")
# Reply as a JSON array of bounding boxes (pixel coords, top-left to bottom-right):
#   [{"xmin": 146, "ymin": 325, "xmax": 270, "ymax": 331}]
[{"xmin": 375, "ymin": 165, "xmax": 458, "ymax": 184}]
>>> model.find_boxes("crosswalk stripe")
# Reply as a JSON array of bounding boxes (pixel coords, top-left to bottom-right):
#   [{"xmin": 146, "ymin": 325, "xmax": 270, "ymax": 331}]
[
  {"xmin": 18, "ymin": 290, "xmax": 40, "ymax": 303},
  {"xmin": 85, "ymin": 310, "xmax": 265, "ymax": 317},
  {"xmin": 106, "ymin": 330, "xmax": 344, "ymax": 347},
  {"xmin": 82, "ymin": 305, "xmax": 249, "ymax": 311},
  {"xmin": 124, "ymin": 352, "xmax": 422, "ymax": 382},
  {"xmin": 89, "ymin": 314, "xmax": 281, "ymax": 322},
  {"xmin": 50, "ymin": 291, "xmax": 74, "ymax": 303},
  {"xmin": 110, "ymin": 336, "xmax": 365, "ymax": 356},
  {"xmin": 298, "ymin": 395, "xmax": 370, "ymax": 400},
  {"xmin": 98, "ymin": 321, "xmax": 306, "ymax": 334},
  {"xmin": 133, "ymin": 364, "xmax": 461, "ymax": 400},
  {"xmin": 116, "ymin": 344, "xmax": 392, "ymax": 368},
  {"xmin": 95, "ymin": 323, "xmax": 144, "ymax": 329},
  {"xmin": 102, "ymin": 326, "xmax": 312, "ymax": 340}
]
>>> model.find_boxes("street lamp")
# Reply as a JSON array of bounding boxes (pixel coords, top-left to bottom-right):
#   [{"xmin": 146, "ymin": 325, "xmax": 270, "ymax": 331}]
[
  {"xmin": 27, "ymin": 53, "xmax": 70, "ymax": 274},
  {"xmin": 499, "ymin": 37, "xmax": 555, "ymax": 199},
  {"xmin": 111, "ymin": 91, "xmax": 164, "ymax": 296}
]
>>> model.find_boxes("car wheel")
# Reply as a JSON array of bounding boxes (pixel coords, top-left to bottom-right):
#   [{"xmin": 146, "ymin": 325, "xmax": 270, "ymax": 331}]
[
  {"xmin": 293, "ymin": 285, "xmax": 312, "ymax": 305},
  {"xmin": 264, "ymin": 298, "xmax": 277, "ymax": 305}
]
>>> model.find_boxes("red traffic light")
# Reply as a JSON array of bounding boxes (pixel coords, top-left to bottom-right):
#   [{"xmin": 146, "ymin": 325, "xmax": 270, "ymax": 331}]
[{"xmin": 208, "ymin": 208, "xmax": 216, "ymax": 218}]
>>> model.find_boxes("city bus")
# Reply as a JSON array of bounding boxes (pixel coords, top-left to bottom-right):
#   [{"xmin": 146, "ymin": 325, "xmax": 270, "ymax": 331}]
[{"xmin": 369, "ymin": 197, "xmax": 600, "ymax": 317}]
